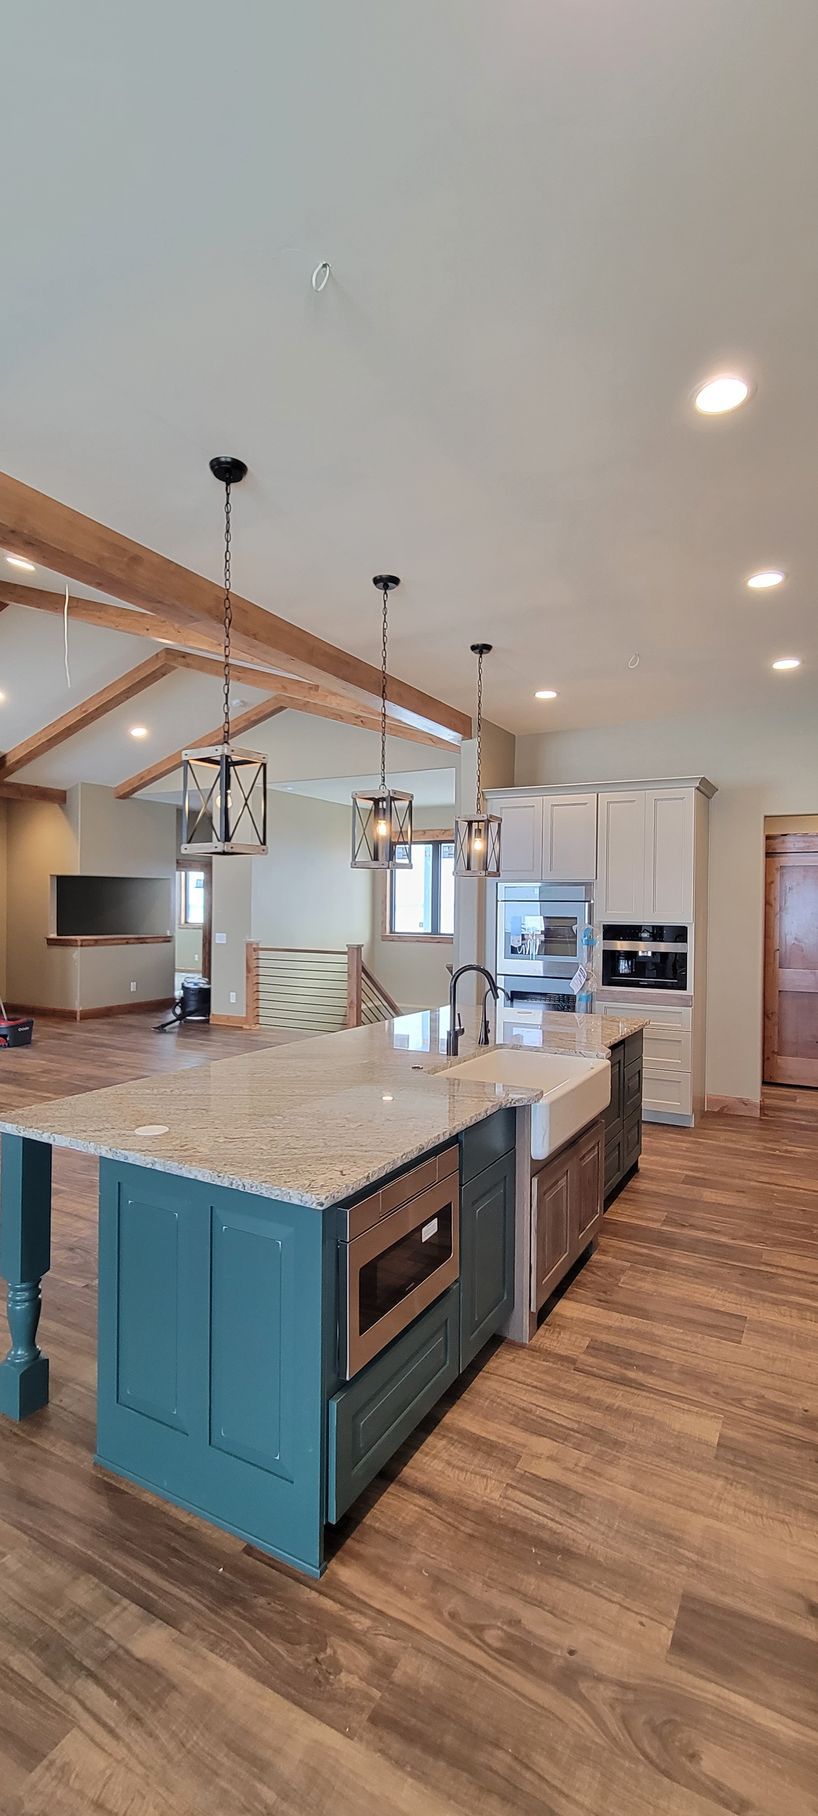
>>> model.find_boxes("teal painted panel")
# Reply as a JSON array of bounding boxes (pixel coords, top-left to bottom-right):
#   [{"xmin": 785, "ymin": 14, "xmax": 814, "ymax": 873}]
[
  {"xmin": 459, "ymin": 1108, "xmax": 516, "ymax": 1185},
  {"xmin": 117, "ymin": 1195, "xmax": 186, "ymax": 1432},
  {"xmin": 210, "ymin": 1205, "xmax": 294, "ymax": 1479},
  {"xmin": 98, "ymin": 1160, "xmax": 327, "ymax": 1577},
  {"xmin": 459, "ymin": 1150, "xmax": 515, "ymax": 1369},
  {"xmin": 327, "ymin": 1286, "xmax": 459, "ymax": 1523}
]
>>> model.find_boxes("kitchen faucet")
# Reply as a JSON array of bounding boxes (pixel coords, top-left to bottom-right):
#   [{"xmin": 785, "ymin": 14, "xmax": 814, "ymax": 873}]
[
  {"xmin": 446, "ymin": 964, "xmax": 499, "ymax": 1057},
  {"xmin": 478, "ymin": 982, "xmax": 507, "ymax": 1047}
]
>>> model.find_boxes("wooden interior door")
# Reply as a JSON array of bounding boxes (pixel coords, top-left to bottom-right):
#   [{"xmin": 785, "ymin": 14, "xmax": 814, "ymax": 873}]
[{"xmin": 764, "ymin": 836, "xmax": 818, "ymax": 1085}]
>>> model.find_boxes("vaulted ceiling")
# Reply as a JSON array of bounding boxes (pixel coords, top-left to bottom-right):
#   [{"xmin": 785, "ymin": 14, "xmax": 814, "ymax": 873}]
[{"xmin": 2, "ymin": 0, "xmax": 817, "ymax": 774}]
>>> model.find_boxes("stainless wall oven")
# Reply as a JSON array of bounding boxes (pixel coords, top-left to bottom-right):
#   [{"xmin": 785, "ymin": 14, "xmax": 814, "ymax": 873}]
[
  {"xmin": 601, "ymin": 924, "xmax": 689, "ymax": 991},
  {"xmin": 340, "ymin": 1145, "xmax": 460, "ymax": 1378},
  {"xmin": 497, "ymin": 883, "xmax": 593, "ymax": 983}
]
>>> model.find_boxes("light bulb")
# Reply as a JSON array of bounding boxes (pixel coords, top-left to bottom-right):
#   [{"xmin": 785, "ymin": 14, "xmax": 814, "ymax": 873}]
[
  {"xmin": 473, "ymin": 834, "xmax": 484, "ymax": 850},
  {"xmin": 376, "ymin": 818, "xmax": 389, "ymax": 836}
]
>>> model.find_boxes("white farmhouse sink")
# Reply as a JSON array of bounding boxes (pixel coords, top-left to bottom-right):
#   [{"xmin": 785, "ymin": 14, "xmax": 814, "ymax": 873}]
[{"xmin": 448, "ymin": 1048, "xmax": 611, "ymax": 1161}]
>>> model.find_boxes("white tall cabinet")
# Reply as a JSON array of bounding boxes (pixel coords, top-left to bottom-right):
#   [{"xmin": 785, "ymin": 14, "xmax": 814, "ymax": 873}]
[
  {"xmin": 596, "ymin": 784, "xmax": 695, "ymax": 922},
  {"xmin": 485, "ymin": 777, "xmax": 715, "ymax": 1127}
]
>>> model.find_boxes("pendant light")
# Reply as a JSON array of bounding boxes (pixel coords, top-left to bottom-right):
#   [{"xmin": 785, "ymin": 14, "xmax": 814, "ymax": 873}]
[
  {"xmin": 181, "ymin": 457, "xmax": 268, "ymax": 856},
  {"xmin": 351, "ymin": 576, "xmax": 413, "ymax": 869},
  {"xmin": 455, "ymin": 642, "xmax": 502, "ymax": 877}
]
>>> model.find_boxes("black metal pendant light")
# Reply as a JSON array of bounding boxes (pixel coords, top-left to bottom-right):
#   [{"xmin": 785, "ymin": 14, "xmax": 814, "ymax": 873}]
[
  {"xmin": 181, "ymin": 458, "xmax": 268, "ymax": 856},
  {"xmin": 351, "ymin": 576, "xmax": 413, "ymax": 869},
  {"xmin": 454, "ymin": 642, "xmax": 502, "ymax": 878}
]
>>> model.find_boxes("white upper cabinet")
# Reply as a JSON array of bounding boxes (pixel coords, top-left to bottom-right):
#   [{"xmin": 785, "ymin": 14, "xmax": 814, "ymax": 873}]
[
  {"xmin": 597, "ymin": 785, "xmax": 696, "ymax": 922},
  {"xmin": 644, "ymin": 787, "xmax": 694, "ymax": 921},
  {"xmin": 497, "ymin": 795, "xmax": 543, "ymax": 880},
  {"xmin": 542, "ymin": 793, "xmax": 597, "ymax": 882},
  {"xmin": 596, "ymin": 792, "xmax": 646, "ymax": 919}
]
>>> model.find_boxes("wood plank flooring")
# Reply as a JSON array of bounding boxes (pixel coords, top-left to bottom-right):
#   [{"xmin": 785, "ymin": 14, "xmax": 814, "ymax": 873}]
[{"xmin": 0, "ymin": 1021, "xmax": 817, "ymax": 1814}]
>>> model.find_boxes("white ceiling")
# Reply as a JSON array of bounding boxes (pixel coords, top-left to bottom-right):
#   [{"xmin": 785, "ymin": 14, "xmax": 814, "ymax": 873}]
[
  {"xmin": 270, "ymin": 768, "xmax": 456, "ymax": 809},
  {"xmin": 2, "ymin": 0, "xmax": 818, "ymax": 741}
]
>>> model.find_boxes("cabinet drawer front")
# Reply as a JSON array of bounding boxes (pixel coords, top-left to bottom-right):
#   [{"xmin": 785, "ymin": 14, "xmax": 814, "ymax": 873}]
[
  {"xmin": 604, "ymin": 1043, "xmax": 624, "ymax": 1131},
  {"xmin": 327, "ymin": 1288, "xmax": 459, "ymax": 1523},
  {"xmin": 624, "ymin": 1056, "xmax": 643, "ymax": 1114},
  {"xmin": 460, "ymin": 1108, "xmax": 516, "ymax": 1184},
  {"xmin": 623, "ymin": 1112, "xmax": 642, "ymax": 1171},
  {"xmin": 596, "ymin": 999, "xmax": 691, "ymax": 1031},
  {"xmin": 643, "ymin": 1028, "xmax": 692, "ymax": 1071},
  {"xmin": 604, "ymin": 1131, "xmax": 623, "ymax": 1196},
  {"xmin": 643, "ymin": 1069, "xmax": 692, "ymax": 1115}
]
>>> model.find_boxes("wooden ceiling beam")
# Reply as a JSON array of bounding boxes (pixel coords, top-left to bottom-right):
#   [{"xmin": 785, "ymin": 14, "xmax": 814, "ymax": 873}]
[
  {"xmin": 0, "ymin": 779, "xmax": 67, "ymax": 803},
  {"xmin": 0, "ymin": 580, "xmax": 265, "ymax": 668},
  {"xmin": 115, "ymin": 696, "xmax": 285, "ymax": 799},
  {"xmin": 166, "ymin": 650, "xmax": 454, "ymax": 750},
  {"xmin": 0, "ymin": 651, "xmax": 174, "ymax": 779},
  {"xmin": 0, "ymin": 472, "xmax": 470, "ymax": 743}
]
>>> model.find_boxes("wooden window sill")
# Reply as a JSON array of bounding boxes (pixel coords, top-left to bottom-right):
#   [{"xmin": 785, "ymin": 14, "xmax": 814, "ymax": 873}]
[{"xmin": 381, "ymin": 933, "xmax": 454, "ymax": 945}]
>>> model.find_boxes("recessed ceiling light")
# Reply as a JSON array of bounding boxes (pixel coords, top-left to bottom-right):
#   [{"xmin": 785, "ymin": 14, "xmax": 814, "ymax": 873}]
[
  {"xmin": 693, "ymin": 374, "xmax": 752, "ymax": 415},
  {"xmin": 5, "ymin": 553, "xmax": 36, "ymax": 571},
  {"xmin": 129, "ymin": 724, "xmax": 149, "ymax": 739},
  {"xmin": 747, "ymin": 569, "xmax": 785, "ymax": 590},
  {"xmin": 0, "ymin": 690, "xmax": 6, "ymax": 703},
  {"xmin": 772, "ymin": 657, "xmax": 800, "ymax": 670},
  {"xmin": 534, "ymin": 689, "xmax": 558, "ymax": 700}
]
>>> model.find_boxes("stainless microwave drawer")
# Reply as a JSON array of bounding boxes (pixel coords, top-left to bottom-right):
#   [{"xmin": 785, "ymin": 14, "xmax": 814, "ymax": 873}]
[
  {"xmin": 341, "ymin": 1174, "xmax": 460, "ymax": 1378},
  {"xmin": 345, "ymin": 1142, "xmax": 459, "ymax": 1239}
]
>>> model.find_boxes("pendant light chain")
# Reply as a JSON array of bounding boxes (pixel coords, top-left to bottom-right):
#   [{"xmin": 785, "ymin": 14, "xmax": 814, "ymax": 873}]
[
  {"xmin": 380, "ymin": 582, "xmax": 388, "ymax": 791},
  {"xmin": 222, "ymin": 479, "xmax": 233, "ymax": 748},
  {"xmin": 475, "ymin": 645, "xmax": 483, "ymax": 815}
]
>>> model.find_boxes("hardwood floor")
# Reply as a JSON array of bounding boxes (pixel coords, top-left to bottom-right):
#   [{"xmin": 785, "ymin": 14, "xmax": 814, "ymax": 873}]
[{"xmin": 1, "ymin": 1019, "xmax": 817, "ymax": 1814}]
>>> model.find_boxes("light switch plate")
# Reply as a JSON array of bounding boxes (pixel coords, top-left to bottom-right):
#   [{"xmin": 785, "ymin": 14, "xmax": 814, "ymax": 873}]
[{"xmin": 214, "ymin": 932, "xmax": 227, "ymax": 945}]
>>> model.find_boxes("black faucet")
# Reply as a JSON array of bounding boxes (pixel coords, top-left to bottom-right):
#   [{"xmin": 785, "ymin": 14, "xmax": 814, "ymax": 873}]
[
  {"xmin": 478, "ymin": 982, "xmax": 507, "ymax": 1047},
  {"xmin": 446, "ymin": 964, "xmax": 499, "ymax": 1057}
]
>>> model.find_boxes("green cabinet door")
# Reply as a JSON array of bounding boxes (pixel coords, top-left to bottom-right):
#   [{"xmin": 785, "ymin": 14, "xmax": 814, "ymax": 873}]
[{"xmin": 459, "ymin": 1150, "xmax": 516, "ymax": 1369}]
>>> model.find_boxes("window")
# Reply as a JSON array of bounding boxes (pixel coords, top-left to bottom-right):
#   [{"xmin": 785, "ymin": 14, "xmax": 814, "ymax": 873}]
[
  {"xmin": 388, "ymin": 840, "xmax": 454, "ymax": 938},
  {"xmin": 179, "ymin": 868, "xmax": 205, "ymax": 928}
]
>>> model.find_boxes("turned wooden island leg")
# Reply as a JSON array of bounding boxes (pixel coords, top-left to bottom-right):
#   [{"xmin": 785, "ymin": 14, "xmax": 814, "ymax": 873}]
[{"xmin": 0, "ymin": 1135, "xmax": 52, "ymax": 1419}]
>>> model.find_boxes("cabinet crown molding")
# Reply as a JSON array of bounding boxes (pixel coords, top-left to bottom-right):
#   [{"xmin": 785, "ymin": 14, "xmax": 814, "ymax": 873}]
[{"xmin": 486, "ymin": 776, "xmax": 717, "ymax": 800}]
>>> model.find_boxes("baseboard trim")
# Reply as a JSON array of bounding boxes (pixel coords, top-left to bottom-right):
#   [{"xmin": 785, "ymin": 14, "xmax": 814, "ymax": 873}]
[
  {"xmin": 4, "ymin": 998, "xmax": 175, "ymax": 1022},
  {"xmin": 209, "ymin": 1013, "xmax": 247, "ymax": 1028},
  {"xmin": 705, "ymin": 1094, "xmax": 761, "ymax": 1117}
]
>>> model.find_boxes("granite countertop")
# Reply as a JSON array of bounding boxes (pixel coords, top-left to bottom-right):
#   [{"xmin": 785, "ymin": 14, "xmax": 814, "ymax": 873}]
[{"xmin": 0, "ymin": 1006, "xmax": 647, "ymax": 1209}]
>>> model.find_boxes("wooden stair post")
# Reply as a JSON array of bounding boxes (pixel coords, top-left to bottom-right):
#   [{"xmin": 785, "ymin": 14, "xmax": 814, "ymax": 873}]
[
  {"xmin": 244, "ymin": 943, "xmax": 260, "ymax": 1029},
  {"xmin": 346, "ymin": 946, "xmax": 363, "ymax": 1027}
]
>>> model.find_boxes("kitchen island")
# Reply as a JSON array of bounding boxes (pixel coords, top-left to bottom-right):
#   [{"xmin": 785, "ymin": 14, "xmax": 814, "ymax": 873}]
[{"xmin": 0, "ymin": 1005, "xmax": 644, "ymax": 1576}]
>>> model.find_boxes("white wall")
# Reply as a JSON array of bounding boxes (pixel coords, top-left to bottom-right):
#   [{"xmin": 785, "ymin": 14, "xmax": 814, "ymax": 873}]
[{"xmin": 516, "ymin": 700, "xmax": 818, "ymax": 1104}]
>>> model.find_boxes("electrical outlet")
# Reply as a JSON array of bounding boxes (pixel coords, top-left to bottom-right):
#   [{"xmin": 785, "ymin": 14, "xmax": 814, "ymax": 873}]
[
  {"xmin": 130, "ymin": 981, "xmax": 138, "ymax": 993},
  {"xmin": 229, "ymin": 991, "xmax": 237, "ymax": 1005}
]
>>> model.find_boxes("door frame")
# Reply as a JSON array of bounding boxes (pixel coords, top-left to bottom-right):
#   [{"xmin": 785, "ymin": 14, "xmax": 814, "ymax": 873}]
[
  {"xmin": 764, "ymin": 831, "xmax": 818, "ymax": 1086},
  {"xmin": 176, "ymin": 858, "xmax": 212, "ymax": 981}
]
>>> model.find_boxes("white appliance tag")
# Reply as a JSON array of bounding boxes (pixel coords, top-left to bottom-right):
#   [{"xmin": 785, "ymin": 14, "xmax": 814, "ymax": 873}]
[{"xmin": 421, "ymin": 1218, "xmax": 439, "ymax": 1242}]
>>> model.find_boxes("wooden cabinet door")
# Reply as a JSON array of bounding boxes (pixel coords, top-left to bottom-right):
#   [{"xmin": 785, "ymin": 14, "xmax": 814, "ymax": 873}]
[
  {"xmin": 644, "ymin": 787, "xmax": 694, "ymax": 921},
  {"xmin": 596, "ymin": 791, "xmax": 646, "ymax": 919},
  {"xmin": 498, "ymin": 796, "xmax": 544, "ymax": 881},
  {"xmin": 572, "ymin": 1121, "xmax": 603, "ymax": 1250},
  {"xmin": 542, "ymin": 793, "xmax": 597, "ymax": 882},
  {"xmin": 764, "ymin": 846, "xmax": 818, "ymax": 1085},
  {"xmin": 532, "ymin": 1150, "xmax": 572, "ymax": 1310},
  {"xmin": 459, "ymin": 1152, "xmax": 516, "ymax": 1368}
]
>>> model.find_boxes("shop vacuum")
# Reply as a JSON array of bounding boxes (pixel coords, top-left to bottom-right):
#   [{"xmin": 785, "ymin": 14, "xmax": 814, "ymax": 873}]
[
  {"xmin": 0, "ymin": 998, "xmax": 34, "ymax": 1048},
  {"xmin": 154, "ymin": 975, "xmax": 211, "ymax": 1033}
]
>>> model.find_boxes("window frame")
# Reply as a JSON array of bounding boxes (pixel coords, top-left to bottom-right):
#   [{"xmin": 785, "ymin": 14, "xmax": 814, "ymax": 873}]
[
  {"xmin": 384, "ymin": 831, "xmax": 455, "ymax": 943},
  {"xmin": 178, "ymin": 866, "xmax": 206, "ymax": 930}
]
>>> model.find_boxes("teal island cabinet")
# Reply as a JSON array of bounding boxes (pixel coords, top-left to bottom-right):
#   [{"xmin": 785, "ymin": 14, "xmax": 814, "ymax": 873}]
[{"xmin": 0, "ymin": 1017, "xmax": 523, "ymax": 1578}]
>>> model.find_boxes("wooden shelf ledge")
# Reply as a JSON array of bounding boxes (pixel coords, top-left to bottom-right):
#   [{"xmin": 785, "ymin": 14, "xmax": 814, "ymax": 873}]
[{"xmin": 46, "ymin": 935, "xmax": 173, "ymax": 947}]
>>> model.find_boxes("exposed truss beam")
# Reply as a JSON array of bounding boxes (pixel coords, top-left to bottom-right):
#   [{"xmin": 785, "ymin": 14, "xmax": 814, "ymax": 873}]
[
  {"xmin": 0, "ymin": 651, "xmax": 174, "ymax": 779},
  {"xmin": 115, "ymin": 697, "xmax": 285, "ymax": 799},
  {"xmin": 0, "ymin": 472, "xmax": 470, "ymax": 743},
  {"xmin": 166, "ymin": 651, "xmax": 454, "ymax": 750},
  {"xmin": 0, "ymin": 580, "xmax": 273, "ymax": 670},
  {"xmin": 0, "ymin": 780, "xmax": 67, "ymax": 803}
]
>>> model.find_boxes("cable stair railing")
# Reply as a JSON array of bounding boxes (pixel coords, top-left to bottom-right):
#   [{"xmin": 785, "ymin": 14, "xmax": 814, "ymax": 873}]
[{"xmin": 244, "ymin": 943, "xmax": 401, "ymax": 1033}]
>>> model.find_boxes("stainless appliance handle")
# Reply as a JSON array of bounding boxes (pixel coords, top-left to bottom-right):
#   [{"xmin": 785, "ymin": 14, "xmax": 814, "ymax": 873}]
[{"xmin": 602, "ymin": 939, "xmax": 687, "ymax": 953}]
